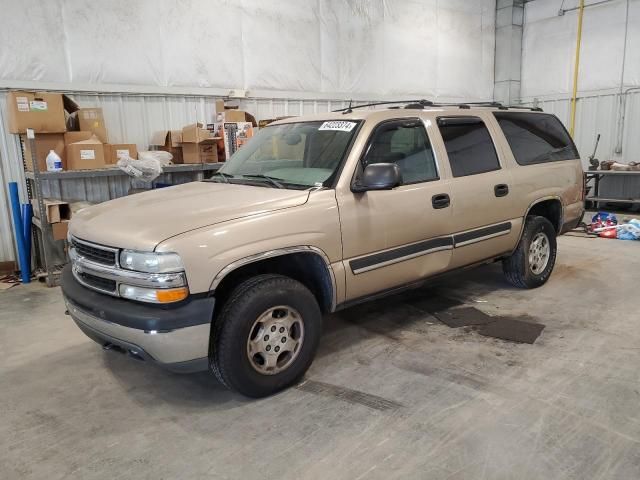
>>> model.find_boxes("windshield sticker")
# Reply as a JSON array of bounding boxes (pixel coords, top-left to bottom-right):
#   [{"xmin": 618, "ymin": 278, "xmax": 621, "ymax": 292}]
[{"xmin": 319, "ymin": 121, "xmax": 357, "ymax": 132}]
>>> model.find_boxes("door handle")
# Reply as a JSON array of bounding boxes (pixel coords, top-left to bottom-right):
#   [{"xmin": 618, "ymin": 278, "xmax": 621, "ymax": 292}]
[
  {"xmin": 432, "ymin": 193, "xmax": 450, "ymax": 209},
  {"xmin": 494, "ymin": 184, "xmax": 509, "ymax": 197}
]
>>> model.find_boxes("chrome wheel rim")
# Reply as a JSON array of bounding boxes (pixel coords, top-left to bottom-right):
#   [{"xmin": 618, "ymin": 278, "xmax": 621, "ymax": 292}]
[
  {"xmin": 529, "ymin": 232, "xmax": 551, "ymax": 275},
  {"xmin": 246, "ymin": 306, "xmax": 305, "ymax": 375}
]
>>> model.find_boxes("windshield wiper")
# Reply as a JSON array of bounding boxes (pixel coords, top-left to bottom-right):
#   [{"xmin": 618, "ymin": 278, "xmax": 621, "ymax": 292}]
[
  {"xmin": 240, "ymin": 174, "xmax": 286, "ymax": 189},
  {"xmin": 207, "ymin": 171, "xmax": 234, "ymax": 183}
]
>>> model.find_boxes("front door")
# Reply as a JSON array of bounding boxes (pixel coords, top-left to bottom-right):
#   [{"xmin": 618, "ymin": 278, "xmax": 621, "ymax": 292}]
[{"xmin": 337, "ymin": 118, "xmax": 454, "ymax": 301}]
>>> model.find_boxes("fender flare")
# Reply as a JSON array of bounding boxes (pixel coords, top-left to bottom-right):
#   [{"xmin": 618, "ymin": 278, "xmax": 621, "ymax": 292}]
[
  {"xmin": 510, "ymin": 196, "xmax": 564, "ymax": 254},
  {"xmin": 209, "ymin": 246, "xmax": 338, "ymax": 312}
]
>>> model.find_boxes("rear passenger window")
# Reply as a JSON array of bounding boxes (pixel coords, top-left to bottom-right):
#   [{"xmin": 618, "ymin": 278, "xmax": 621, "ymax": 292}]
[
  {"xmin": 363, "ymin": 120, "xmax": 438, "ymax": 184},
  {"xmin": 493, "ymin": 112, "xmax": 579, "ymax": 165},
  {"xmin": 437, "ymin": 117, "xmax": 501, "ymax": 177}
]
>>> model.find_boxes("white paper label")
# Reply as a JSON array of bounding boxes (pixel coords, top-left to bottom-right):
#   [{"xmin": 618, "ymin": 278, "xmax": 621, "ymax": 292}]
[
  {"xmin": 80, "ymin": 149, "xmax": 96, "ymax": 160},
  {"xmin": 318, "ymin": 121, "xmax": 357, "ymax": 132},
  {"xmin": 30, "ymin": 100, "xmax": 48, "ymax": 111},
  {"xmin": 16, "ymin": 96, "xmax": 29, "ymax": 112},
  {"xmin": 116, "ymin": 149, "xmax": 130, "ymax": 159}
]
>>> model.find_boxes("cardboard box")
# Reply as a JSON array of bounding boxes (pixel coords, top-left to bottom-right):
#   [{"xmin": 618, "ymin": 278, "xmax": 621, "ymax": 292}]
[
  {"xmin": 76, "ymin": 108, "xmax": 108, "ymax": 143},
  {"xmin": 64, "ymin": 131, "xmax": 93, "ymax": 146},
  {"xmin": 104, "ymin": 144, "xmax": 138, "ymax": 164},
  {"xmin": 51, "ymin": 221, "xmax": 69, "ymax": 241},
  {"xmin": 7, "ymin": 91, "xmax": 71, "ymax": 134},
  {"xmin": 182, "ymin": 141, "xmax": 218, "ymax": 163},
  {"xmin": 215, "ymin": 99, "xmax": 225, "ymax": 115},
  {"xmin": 223, "ymin": 108, "xmax": 258, "ymax": 126},
  {"xmin": 66, "ymin": 138, "xmax": 106, "ymax": 170},
  {"xmin": 22, "ymin": 133, "xmax": 66, "ymax": 171},
  {"xmin": 182, "ymin": 123, "xmax": 214, "ymax": 143},
  {"xmin": 150, "ymin": 130, "xmax": 183, "ymax": 163},
  {"xmin": 31, "ymin": 199, "xmax": 71, "ymax": 223},
  {"xmin": 181, "ymin": 123, "xmax": 220, "ymax": 163}
]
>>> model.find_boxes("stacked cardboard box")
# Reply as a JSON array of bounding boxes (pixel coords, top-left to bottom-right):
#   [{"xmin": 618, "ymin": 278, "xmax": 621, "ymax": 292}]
[
  {"xmin": 8, "ymin": 90, "xmax": 137, "ymax": 171},
  {"xmin": 9, "ymin": 91, "xmax": 76, "ymax": 172},
  {"xmin": 32, "ymin": 199, "xmax": 71, "ymax": 240},
  {"xmin": 181, "ymin": 124, "xmax": 221, "ymax": 163}
]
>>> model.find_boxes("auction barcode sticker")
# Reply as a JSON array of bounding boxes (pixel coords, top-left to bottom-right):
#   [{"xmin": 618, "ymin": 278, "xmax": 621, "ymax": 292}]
[{"xmin": 318, "ymin": 121, "xmax": 357, "ymax": 132}]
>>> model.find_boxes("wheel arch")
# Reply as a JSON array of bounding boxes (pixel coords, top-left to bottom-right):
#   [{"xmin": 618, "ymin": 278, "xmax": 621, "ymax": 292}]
[
  {"xmin": 523, "ymin": 196, "xmax": 564, "ymax": 234},
  {"xmin": 210, "ymin": 246, "xmax": 337, "ymax": 316}
]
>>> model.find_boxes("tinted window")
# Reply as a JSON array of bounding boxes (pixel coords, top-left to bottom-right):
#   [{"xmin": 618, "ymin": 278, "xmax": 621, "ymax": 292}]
[
  {"xmin": 438, "ymin": 117, "xmax": 500, "ymax": 177},
  {"xmin": 493, "ymin": 112, "xmax": 579, "ymax": 165},
  {"xmin": 363, "ymin": 121, "xmax": 438, "ymax": 184}
]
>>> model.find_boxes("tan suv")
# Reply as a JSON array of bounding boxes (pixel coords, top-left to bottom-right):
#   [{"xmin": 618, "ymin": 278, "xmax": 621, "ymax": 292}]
[{"xmin": 62, "ymin": 101, "xmax": 584, "ymax": 397}]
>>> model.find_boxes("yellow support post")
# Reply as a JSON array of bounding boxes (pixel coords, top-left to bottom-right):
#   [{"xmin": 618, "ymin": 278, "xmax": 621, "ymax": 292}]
[{"xmin": 569, "ymin": 0, "xmax": 585, "ymax": 137}]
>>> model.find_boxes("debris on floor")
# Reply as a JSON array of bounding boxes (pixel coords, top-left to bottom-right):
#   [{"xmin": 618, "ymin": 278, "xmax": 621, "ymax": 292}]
[
  {"xmin": 587, "ymin": 212, "xmax": 640, "ymax": 240},
  {"xmin": 0, "ymin": 274, "xmax": 19, "ymax": 291}
]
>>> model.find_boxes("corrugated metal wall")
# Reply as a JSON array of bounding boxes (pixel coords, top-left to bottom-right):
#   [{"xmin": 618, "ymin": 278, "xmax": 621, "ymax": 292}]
[{"xmin": 0, "ymin": 91, "xmax": 354, "ymax": 263}]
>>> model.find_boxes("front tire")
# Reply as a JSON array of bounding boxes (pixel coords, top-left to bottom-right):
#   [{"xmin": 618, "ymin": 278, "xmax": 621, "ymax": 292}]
[
  {"xmin": 210, "ymin": 274, "xmax": 322, "ymax": 398},
  {"xmin": 503, "ymin": 216, "xmax": 557, "ymax": 289}
]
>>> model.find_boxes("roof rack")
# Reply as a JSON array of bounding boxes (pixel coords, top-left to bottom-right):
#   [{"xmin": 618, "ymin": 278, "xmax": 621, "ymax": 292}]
[{"xmin": 333, "ymin": 99, "xmax": 543, "ymax": 114}]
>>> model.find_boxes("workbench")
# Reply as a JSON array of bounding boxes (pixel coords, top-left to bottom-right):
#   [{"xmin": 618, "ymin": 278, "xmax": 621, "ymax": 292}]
[{"xmin": 585, "ymin": 170, "xmax": 640, "ymax": 207}]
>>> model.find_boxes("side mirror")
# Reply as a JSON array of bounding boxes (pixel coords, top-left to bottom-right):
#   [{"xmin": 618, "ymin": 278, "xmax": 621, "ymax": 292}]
[{"xmin": 352, "ymin": 163, "xmax": 402, "ymax": 192}]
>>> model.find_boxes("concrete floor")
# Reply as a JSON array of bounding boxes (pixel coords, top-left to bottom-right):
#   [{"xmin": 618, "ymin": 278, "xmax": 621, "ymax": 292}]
[{"xmin": 1, "ymin": 234, "xmax": 640, "ymax": 479}]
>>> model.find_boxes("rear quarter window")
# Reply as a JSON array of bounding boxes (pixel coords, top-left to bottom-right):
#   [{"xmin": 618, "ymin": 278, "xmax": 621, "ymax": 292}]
[{"xmin": 493, "ymin": 112, "xmax": 580, "ymax": 165}]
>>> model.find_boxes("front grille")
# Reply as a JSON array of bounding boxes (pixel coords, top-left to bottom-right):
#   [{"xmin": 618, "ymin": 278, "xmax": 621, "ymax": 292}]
[
  {"xmin": 72, "ymin": 239, "xmax": 117, "ymax": 266},
  {"xmin": 77, "ymin": 271, "xmax": 117, "ymax": 293}
]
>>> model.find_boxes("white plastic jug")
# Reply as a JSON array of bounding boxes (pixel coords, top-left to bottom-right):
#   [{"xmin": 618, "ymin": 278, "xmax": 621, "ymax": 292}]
[{"xmin": 45, "ymin": 150, "xmax": 63, "ymax": 172}]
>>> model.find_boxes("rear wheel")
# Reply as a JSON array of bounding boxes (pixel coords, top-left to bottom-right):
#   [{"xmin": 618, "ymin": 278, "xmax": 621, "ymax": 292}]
[
  {"xmin": 503, "ymin": 216, "xmax": 557, "ymax": 289},
  {"xmin": 210, "ymin": 274, "xmax": 322, "ymax": 397}
]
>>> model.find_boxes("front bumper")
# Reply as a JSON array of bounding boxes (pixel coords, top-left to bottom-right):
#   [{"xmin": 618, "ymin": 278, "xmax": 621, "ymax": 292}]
[{"xmin": 62, "ymin": 265, "xmax": 214, "ymax": 372}]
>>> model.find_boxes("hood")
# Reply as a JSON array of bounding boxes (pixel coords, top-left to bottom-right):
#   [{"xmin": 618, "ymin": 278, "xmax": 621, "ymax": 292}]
[{"xmin": 70, "ymin": 182, "xmax": 309, "ymax": 251}]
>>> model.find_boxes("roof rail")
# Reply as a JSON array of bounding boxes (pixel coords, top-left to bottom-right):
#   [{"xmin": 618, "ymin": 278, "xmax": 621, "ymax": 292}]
[
  {"xmin": 333, "ymin": 99, "xmax": 433, "ymax": 114},
  {"xmin": 332, "ymin": 99, "xmax": 543, "ymax": 114}
]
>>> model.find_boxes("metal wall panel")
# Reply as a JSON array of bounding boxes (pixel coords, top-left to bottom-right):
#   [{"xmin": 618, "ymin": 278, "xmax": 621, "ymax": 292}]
[{"xmin": 0, "ymin": 91, "xmax": 355, "ymax": 263}]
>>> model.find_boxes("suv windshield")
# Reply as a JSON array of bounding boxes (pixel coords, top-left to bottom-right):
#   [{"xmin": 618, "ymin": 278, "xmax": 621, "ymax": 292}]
[{"xmin": 216, "ymin": 120, "xmax": 360, "ymax": 189}]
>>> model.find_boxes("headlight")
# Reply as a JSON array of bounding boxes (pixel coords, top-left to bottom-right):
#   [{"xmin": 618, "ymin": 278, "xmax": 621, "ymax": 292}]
[{"xmin": 120, "ymin": 250, "xmax": 184, "ymax": 273}]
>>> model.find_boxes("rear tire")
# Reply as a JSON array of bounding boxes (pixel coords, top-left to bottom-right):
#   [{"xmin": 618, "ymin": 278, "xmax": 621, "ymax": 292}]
[
  {"xmin": 503, "ymin": 216, "xmax": 557, "ymax": 289},
  {"xmin": 210, "ymin": 274, "xmax": 322, "ymax": 398}
]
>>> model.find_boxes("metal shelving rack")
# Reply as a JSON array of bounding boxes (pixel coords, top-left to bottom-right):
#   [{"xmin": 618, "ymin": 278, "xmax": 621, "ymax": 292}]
[
  {"xmin": 23, "ymin": 129, "xmax": 62, "ymax": 287},
  {"xmin": 20, "ymin": 129, "xmax": 223, "ymax": 287}
]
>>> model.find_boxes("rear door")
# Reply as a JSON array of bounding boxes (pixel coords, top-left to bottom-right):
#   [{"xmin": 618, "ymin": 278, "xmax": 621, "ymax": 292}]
[
  {"xmin": 433, "ymin": 113, "xmax": 523, "ymax": 269},
  {"xmin": 337, "ymin": 117, "xmax": 454, "ymax": 301}
]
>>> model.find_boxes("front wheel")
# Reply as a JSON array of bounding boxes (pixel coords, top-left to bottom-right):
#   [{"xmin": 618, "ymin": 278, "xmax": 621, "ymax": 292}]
[
  {"xmin": 502, "ymin": 216, "xmax": 557, "ymax": 289},
  {"xmin": 210, "ymin": 274, "xmax": 322, "ymax": 397}
]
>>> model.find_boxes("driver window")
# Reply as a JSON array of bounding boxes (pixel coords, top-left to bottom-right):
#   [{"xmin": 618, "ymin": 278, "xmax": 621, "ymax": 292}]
[{"xmin": 364, "ymin": 121, "xmax": 438, "ymax": 184}]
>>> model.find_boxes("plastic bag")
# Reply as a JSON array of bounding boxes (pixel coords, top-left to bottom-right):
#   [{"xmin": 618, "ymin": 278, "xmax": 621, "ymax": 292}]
[
  {"xmin": 617, "ymin": 219, "xmax": 640, "ymax": 241},
  {"xmin": 138, "ymin": 150, "xmax": 173, "ymax": 166},
  {"xmin": 117, "ymin": 156, "xmax": 164, "ymax": 182}
]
